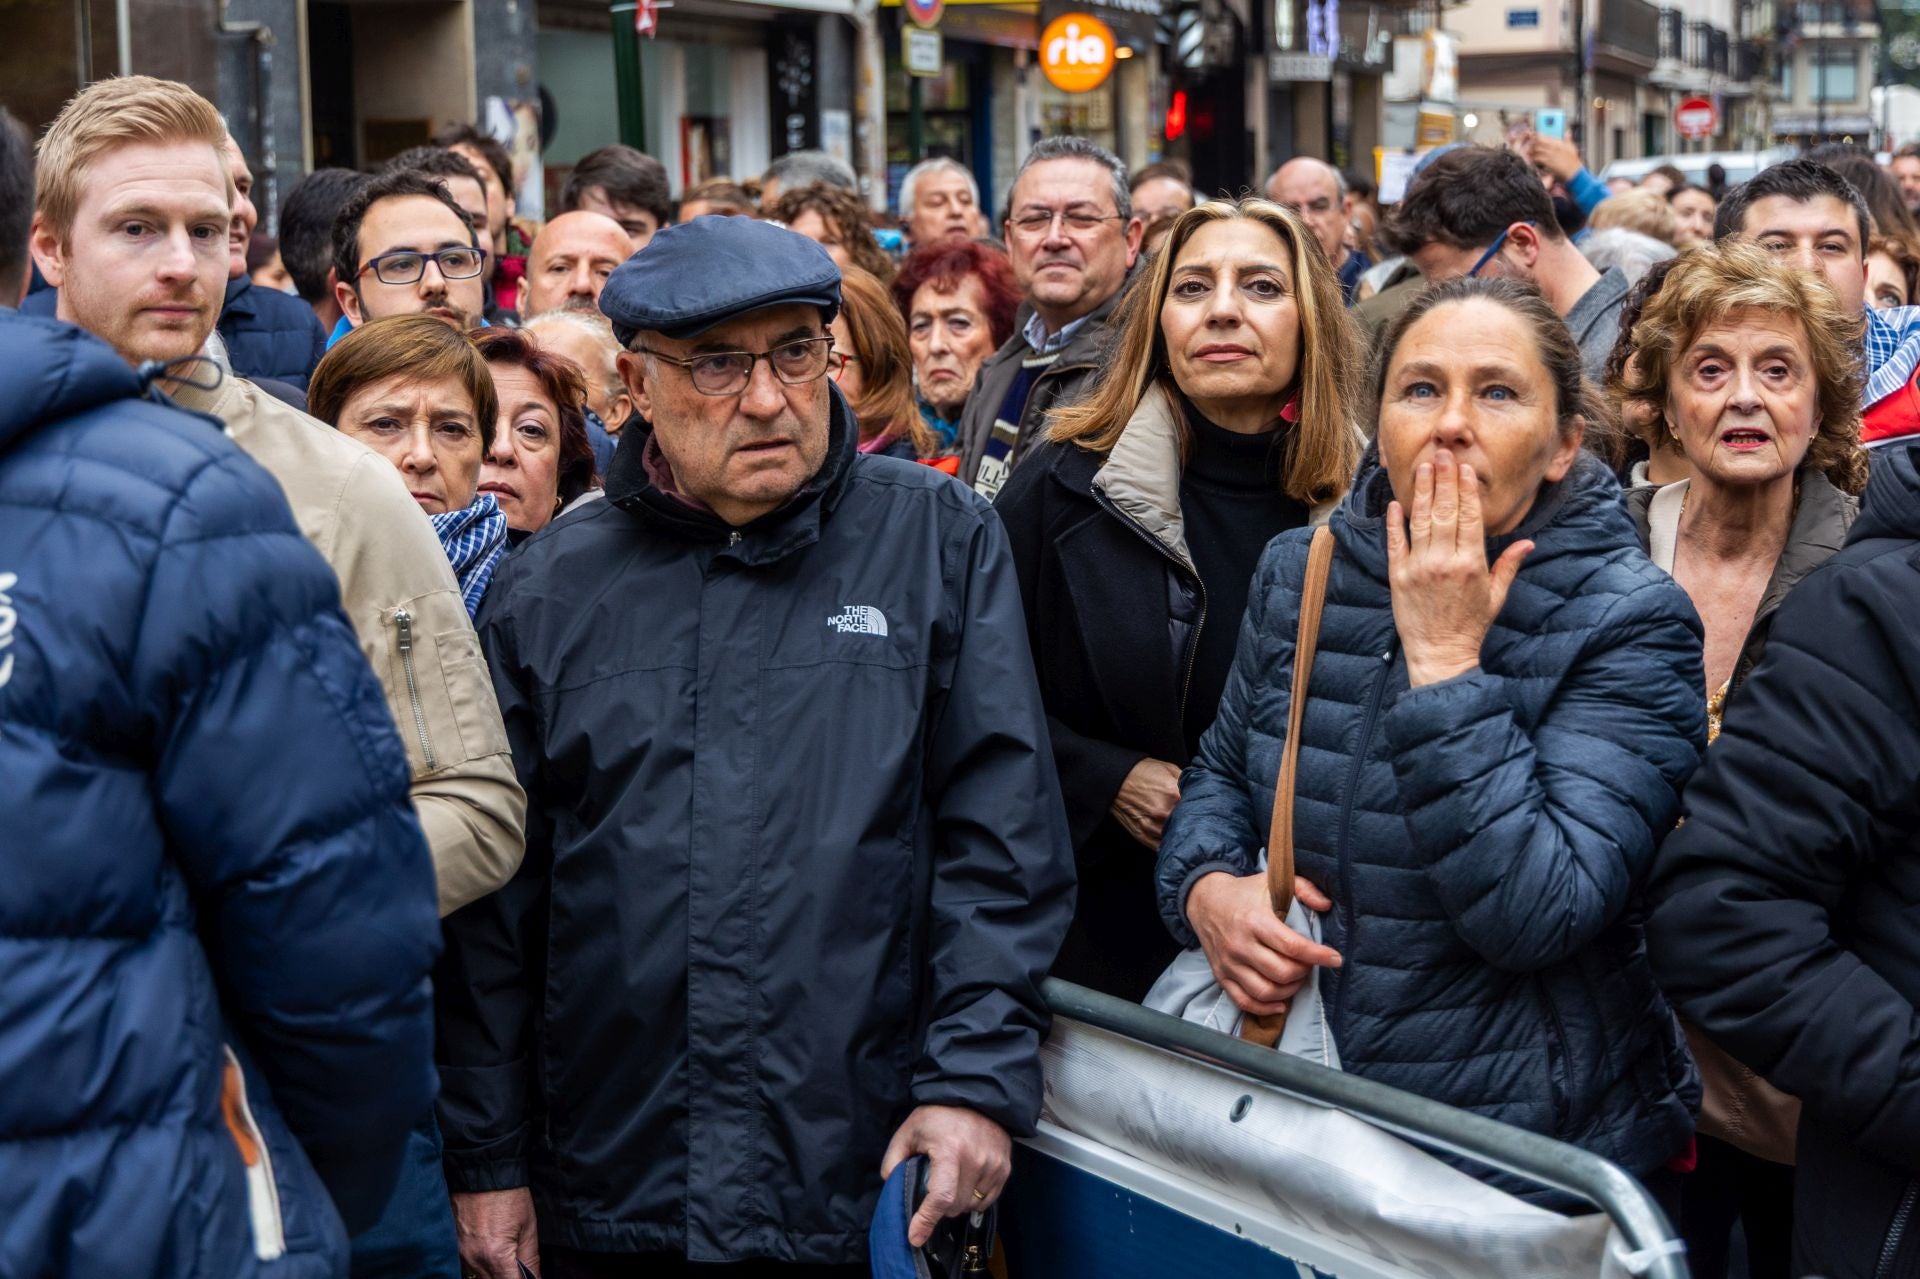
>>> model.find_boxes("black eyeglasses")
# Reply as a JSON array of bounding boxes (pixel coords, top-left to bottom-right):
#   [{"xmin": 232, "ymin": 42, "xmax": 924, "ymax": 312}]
[
  {"xmin": 634, "ymin": 335, "xmax": 836, "ymax": 396},
  {"xmin": 358, "ymin": 246, "xmax": 486, "ymax": 287}
]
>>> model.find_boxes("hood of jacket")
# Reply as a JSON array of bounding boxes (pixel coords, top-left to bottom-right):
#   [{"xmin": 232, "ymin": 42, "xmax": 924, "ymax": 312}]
[
  {"xmin": 603, "ymin": 379, "xmax": 860, "ymax": 562},
  {"xmin": 1090, "ymin": 382, "xmax": 1348, "ymax": 574},
  {"xmin": 0, "ymin": 310, "xmax": 150, "ymax": 457},
  {"xmin": 1851, "ymin": 437, "xmax": 1920, "ymax": 544},
  {"xmin": 1333, "ymin": 440, "xmax": 1636, "ymax": 581}
]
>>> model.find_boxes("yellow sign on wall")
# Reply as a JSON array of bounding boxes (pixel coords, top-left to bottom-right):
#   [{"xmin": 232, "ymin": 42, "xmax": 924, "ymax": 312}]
[{"xmin": 1039, "ymin": 13, "xmax": 1116, "ymax": 93}]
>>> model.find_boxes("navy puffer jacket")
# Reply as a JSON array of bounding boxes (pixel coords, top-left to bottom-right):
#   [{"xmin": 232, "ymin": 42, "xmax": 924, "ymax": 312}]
[
  {"xmin": 1157, "ymin": 449, "xmax": 1704, "ymax": 1193},
  {"xmin": 0, "ymin": 310, "xmax": 441, "ymax": 1276}
]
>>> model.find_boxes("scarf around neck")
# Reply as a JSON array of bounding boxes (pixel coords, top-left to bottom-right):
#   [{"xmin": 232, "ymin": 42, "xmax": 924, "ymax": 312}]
[{"xmin": 431, "ymin": 492, "xmax": 510, "ymax": 619}]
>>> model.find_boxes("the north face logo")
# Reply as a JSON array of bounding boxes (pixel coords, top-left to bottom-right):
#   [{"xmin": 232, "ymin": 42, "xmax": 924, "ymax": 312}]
[{"xmin": 827, "ymin": 605, "xmax": 888, "ymax": 637}]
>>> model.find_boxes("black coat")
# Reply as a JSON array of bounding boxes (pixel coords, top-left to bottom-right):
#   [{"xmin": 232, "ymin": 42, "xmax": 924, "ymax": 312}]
[
  {"xmin": 1646, "ymin": 442, "xmax": 1920, "ymax": 1278},
  {"xmin": 994, "ymin": 386, "xmax": 1331, "ymax": 1001},
  {"xmin": 435, "ymin": 389, "xmax": 1075, "ymax": 1264}
]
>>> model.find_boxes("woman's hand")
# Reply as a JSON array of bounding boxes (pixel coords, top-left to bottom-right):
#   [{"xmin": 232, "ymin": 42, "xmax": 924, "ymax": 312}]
[
  {"xmin": 1387, "ymin": 449, "xmax": 1534, "ymax": 688},
  {"xmin": 1186, "ymin": 871, "xmax": 1341, "ymax": 1016},
  {"xmin": 1112, "ymin": 757, "xmax": 1183, "ymax": 850}
]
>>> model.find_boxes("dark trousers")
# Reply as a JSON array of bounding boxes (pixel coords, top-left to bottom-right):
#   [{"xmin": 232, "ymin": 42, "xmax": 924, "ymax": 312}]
[
  {"xmin": 1679, "ymin": 1135, "xmax": 1795, "ymax": 1279},
  {"xmin": 348, "ymin": 1112, "xmax": 461, "ymax": 1279},
  {"xmin": 544, "ymin": 1247, "xmax": 866, "ymax": 1278}
]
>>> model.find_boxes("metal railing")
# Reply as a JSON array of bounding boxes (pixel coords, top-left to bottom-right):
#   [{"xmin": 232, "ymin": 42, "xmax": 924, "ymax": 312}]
[{"xmin": 1042, "ymin": 978, "xmax": 1690, "ymax": 1279}]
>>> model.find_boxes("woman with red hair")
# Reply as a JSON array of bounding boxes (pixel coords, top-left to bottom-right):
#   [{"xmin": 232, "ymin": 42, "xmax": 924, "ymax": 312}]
[{"xmin": 891, "ymin": 240, "xmax": 1020, "ymax": 459}]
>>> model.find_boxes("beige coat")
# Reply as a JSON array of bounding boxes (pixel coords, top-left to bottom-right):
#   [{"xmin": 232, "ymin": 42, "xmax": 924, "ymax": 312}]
[{"xmin": 170, "ymin": 372, "xmax": 525, "ymax": 915}]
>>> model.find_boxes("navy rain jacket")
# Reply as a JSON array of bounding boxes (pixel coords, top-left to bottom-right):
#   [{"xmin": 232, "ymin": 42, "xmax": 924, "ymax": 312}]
[
  {"xmin": 0, "ymin": 310, "xmax": 442, "ymax": 1277},
  {"xmin": 436, "ymin": 389, "xmax": 1075, "ymax": 1263},
  {"xmin": 1156, "ymin": 449, "xmax": 1704, "ymax": 1195},
  {"xmin": 1649, "ymin": 441, "xmax": 1920, "ymax": 1278}
]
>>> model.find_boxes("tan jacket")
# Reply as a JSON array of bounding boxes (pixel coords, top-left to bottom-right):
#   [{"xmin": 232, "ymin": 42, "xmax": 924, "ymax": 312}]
[{"xmin": 170, "ymin": 372, "xmax": 526, "ymax": 915}]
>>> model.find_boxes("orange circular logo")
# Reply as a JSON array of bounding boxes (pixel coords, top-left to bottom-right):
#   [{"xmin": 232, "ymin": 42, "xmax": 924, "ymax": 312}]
[{"xmin": 1040, "ymin": 13, "xmax": 1116, "ymax": 93}]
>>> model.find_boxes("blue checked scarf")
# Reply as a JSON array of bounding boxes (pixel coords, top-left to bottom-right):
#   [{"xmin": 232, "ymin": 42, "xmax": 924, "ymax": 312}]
[{"xmin": 430, "ymin": 492, "xmax": 509, "ymax": 619}]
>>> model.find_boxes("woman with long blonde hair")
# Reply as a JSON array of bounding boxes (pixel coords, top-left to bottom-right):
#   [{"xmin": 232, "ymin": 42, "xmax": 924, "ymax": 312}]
[{"xmin": 995, "ymin": 196, "xmax": 1363, "ymax": 999}]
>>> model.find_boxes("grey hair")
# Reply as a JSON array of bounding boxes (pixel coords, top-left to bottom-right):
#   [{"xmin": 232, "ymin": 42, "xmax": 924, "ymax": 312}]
[
  {"xmin": 524, "ymin": 308, "xmax": 624, "ymax": 387},
  {"xmin": 1581, "ymin": 227, "xmax": 1677, "ymax": 286},
  {"xmin": 1013, "ymin": 136, "xmax": 1131, "ymax": 221},
  {"xmin": 766, "ymin": 149, "xmax": 857, "ymax": 192},
  {"xmin": 899, "ymin": 157, "xmax": 978, "ymax": 219}
]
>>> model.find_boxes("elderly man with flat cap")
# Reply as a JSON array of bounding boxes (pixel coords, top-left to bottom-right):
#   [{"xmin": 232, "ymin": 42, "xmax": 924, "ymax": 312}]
[{"xmin": 436, "ymin": 215, "xmax": 1075, "ymax": 1279}]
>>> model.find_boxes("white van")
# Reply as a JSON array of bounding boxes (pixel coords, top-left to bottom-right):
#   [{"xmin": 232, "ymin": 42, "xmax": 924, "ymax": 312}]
[{"xmin": 1599, "ymin": 148, "xmax": 1798, "ymax": 188}]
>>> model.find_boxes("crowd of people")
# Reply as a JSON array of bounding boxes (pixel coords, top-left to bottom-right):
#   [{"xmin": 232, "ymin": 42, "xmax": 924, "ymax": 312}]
[{"xmin": 3, "ymin": 71, "xmax": 1919, "ymax": 1279}]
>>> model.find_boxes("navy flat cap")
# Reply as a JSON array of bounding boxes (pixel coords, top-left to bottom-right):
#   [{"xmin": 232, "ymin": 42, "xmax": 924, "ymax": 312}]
[{"xmin": 598, "ymin": 214, "xmax": 843, "ymax": 345}]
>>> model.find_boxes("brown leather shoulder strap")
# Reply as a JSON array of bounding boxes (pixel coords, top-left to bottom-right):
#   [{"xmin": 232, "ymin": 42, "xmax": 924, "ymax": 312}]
[
  {"xmin": 1267, "ymin": 524, "xmax": 1336, "ymax": 919},
  {"xmin": 1239, "ymin": 525, "xmax": 1337, "ymax": 1048}
]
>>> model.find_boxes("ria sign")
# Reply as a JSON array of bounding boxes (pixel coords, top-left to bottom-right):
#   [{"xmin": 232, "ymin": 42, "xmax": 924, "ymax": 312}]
[{"xmin": 1041, "ymin": 12, "xmax": 1117, "ymax": 92}]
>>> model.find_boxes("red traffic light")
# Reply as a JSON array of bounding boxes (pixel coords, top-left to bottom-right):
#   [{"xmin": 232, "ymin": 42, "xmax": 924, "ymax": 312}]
[{"xmin": 1165, "ymin": 89, "xmax": 1188, "ymax": 141}]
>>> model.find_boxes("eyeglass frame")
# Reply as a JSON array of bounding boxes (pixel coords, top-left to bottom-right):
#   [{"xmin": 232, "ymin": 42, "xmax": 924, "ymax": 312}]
[
  {"xmin": 355, "ymin": 245, "xmax": 487, "ymax": 287},
  {"xmin": 1007, "ymin": 207, "xmax": 1129, "ymax": 238},
  {"xmin": 1466, "ymin": 221, "xmax": 1533, "ymax": 279},
  {"xmin": 631, "ymin": 334, "xmax": 838, "ymax": 397}
]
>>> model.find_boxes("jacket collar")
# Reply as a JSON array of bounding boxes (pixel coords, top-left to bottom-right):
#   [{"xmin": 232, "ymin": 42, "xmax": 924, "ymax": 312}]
[
  {"xmin": 1087, "ymin": 381, "xmax": 1348, "ymax": 573},
  {"xmin": 1761, "ymin": 469, "xmax": 1857, "ymax": 616},
  {"xmin": 1090, "ymin": 382, "xmax": 1198, "ymax": 574},
  {"xmin": 604, "ymin": 381, "xmax": 859, "ymax": 564}
]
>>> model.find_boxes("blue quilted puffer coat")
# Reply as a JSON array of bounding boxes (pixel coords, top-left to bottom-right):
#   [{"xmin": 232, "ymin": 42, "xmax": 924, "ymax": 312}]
[
  {"xmin": 1157, "ymin": 448, "xmax": 1704, "ymax": 1193},
  {"xmin": 0, "ymin": 310, "xmax": 441, "ymax": 1277}
]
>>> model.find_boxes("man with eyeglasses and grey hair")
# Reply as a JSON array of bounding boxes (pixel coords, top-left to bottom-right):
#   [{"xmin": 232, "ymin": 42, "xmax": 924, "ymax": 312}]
[
  {"xmin": 1267, "ymin": 156, "xmax": 1372, "ymax": 302},
  {"xmin": 956, "ymin": 135, "xmax": 1143, "ymax": 496},
  {"xmin": 899, "ymin": 156, "xmax": 986, "ymax": 246},
  {"xmin": 436, "ymin": 213, "xmax": 1074, "ymax": 1279}
]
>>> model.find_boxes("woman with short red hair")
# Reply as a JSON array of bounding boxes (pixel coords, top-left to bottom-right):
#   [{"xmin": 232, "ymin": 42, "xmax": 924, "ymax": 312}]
[{"xmin": 890, "ymin": 240, "xmax": 1020, "ymax": 457}]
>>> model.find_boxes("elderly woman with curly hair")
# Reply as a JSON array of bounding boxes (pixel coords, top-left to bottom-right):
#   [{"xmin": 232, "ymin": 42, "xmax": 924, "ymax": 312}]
[
  {"xmin": 1614, "ymin": 237, "xmax": 1870, "ymax": 1279},
  {"xmin": 772, "ymin": 180, "xmax": 896, "ymax": 283}
]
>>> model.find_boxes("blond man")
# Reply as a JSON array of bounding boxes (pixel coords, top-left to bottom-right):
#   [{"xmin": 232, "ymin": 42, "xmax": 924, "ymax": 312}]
[{"xmin": 29, "ymin": 78, "xmax": 525, "ymax": 1271}]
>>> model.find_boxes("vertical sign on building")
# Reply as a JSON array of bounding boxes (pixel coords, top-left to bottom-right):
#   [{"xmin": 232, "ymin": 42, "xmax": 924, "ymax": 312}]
[{"xmin": 769, "ymin": 18, "xmax": 820, "ymax": 155}]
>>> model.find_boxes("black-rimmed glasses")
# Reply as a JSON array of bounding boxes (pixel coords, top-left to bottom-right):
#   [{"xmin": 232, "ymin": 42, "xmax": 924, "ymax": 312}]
[
  {"xmin": 634, "ymin": 335, "xmax": 836, "ymax": 396},
  {"xmin": 358, "ymin": 246, "xmax": 486, "ymax": 287}
]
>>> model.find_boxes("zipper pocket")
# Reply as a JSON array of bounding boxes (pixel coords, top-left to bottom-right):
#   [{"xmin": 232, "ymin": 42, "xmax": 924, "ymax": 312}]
[
  {"xmin": 393, "ymin": 608, "xmax": 436, "ymax": 771},
  {"xmin": 1876, "ymin": 1179, "xmax": 1919, "ymax": 1279},
  {"xmin": 1536, "ymin": 979, "xmax": 1573, "ymax": 1130},
  {"xmin": 219, "ymin": 1046, "xmax": 287, "ymax": 1261}
]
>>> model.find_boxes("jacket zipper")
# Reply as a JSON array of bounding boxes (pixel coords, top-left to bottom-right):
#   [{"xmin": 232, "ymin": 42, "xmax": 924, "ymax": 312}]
[
  {"xmin": 392, "ymin": 608, "xmax": 435, "ymax": 771},
  {"xmin": 1329, "ymin": 646, "xmax": 1394, "ymax": 1025},
  {"xmin": 1537, "ymin": 977, "xmax": 1574, "ymax": 1128},
  {"xmin": 1091, "ymin": 489, "xmax": 1207, "ymax": 731},
  {"xmin": 1876, "ymin": 1180, "xmax": 1919, "ymax": 1279}
]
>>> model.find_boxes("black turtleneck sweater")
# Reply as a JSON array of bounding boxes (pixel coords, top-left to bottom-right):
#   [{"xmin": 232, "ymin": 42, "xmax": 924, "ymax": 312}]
[{"xmin": 1179, "ymin": 406, "xmax": 1311, "ymax": 751}]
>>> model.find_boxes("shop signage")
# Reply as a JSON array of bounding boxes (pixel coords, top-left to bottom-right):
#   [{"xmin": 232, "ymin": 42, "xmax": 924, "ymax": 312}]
[
  {"xmin": 1040, "ymin": 13, "xmax": 1117, "ymax": 93},
  {"xmin": 905, "ymin": 26, "xmax": 944, "ymax": 75},
  {"xmin": 1268, "ymin": 51, "xmax": 1333, "ymax": 81},
  {"xmin": 1506, "ymin": 7, "xmax": 1539, "ymax": 26},
  {"xmin": 1675, "ymin": 96, "xmax": 1718, "ymax": 140},
  {"xmin": 1041, "ymin": 0, "xmax": 1159, "ymax": 51},
  {"xmin": 1421, "ymin": 29, "xmax": 1458, "ymax": 103},
  {"xmin": 905, "ymin": 0, "xmax": 944, "ymax": 29}
]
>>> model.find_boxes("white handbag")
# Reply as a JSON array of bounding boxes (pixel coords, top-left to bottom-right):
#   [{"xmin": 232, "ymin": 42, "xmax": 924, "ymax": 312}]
[{"xmin": 1144, "ymin": 524, "xmax": 1340, "ymax": 1070}]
